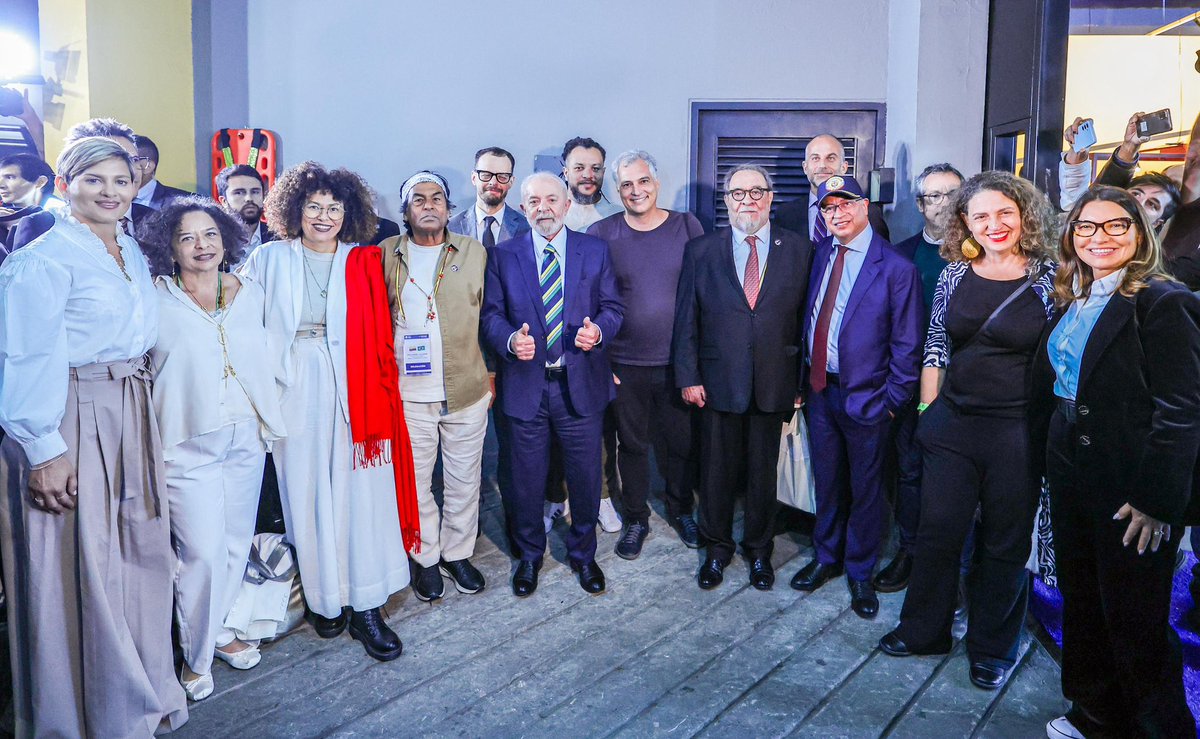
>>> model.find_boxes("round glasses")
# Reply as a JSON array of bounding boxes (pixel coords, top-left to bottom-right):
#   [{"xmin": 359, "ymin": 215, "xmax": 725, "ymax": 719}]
[
  {"xmin": 1071, "ymin": 217, "xmax": 1133, "ymax": 237},
  {"xmin": 303, "ymin": 202, "xmax": 345, "ymax": 220},
  {"xmin": 475, "ymin": 170, "xmax": 513, "ymax": 184},
  {"xmin": 727, "ymin": 187, "xmax": 771, "ymax": 202}
]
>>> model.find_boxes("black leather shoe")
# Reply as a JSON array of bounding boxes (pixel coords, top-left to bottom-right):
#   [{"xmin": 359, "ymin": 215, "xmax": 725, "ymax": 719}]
[
  {"xmin": 873, "ymin": 550, "xmax": 912, "ymax": 593},
  {"xmin": 574, "ymin": 560, "xmax": 606, "ymax": 594},
  {"xmin": 789, "ymin": 559, "xmax": 843, "ymax": 592},
  {"xmin": 748, "ymin": 557, "xmax": 775, "ymax": 590},
  {"xmin": 411, "ymin": 559, "xmax": 445, "ymax": 602},
  {"xmin": 674, "ymin": 514, "xmax": 701, "ymax": 549},
  {"xmin": 879, "ymin": 629, "xmax": 951, "ymax": 657},
  {"xmin": 439, "ymin": 558, "xmax": 485, "ymax": 594},
  {"xmin": 697, "ymin": 557, "xmax": 726, "ymax": 590},
  {"xmin": 848, "ymin": 578, "xmax": 879, "ymax": 619},
  {"xmin": 348, "ymin": 607, "xmax": 403, "ymax": 662},
  {"xmin": 969, "ymin": 660, "xmax": 1011, "ymax": 690},
  {"xmin": 305, "ymin": 607, "xmax": 349, "ymax": 638},
  {"xmin": 512, "ymin": 560, "xmax": 540, "ymax": 598},
  {"xmin": 615, "ymin": 522, "xmax": 650, "ymax": 560}
]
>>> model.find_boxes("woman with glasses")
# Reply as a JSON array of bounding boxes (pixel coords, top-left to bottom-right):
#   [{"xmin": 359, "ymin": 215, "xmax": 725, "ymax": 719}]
[
  {"xmin": 879, "ymin": 171, "xmax": 1057, "ymax": 692},
  {"xmin": 0, "ymin": 137, "xmax": 187, "ymax": 735},
  {"xmin": 241, "ymin": 161, "xmax": 418, "ymax": 662},
  {"xmin": 1035, "ymin": 186, "xmax": 1199, "ymax": 739}
]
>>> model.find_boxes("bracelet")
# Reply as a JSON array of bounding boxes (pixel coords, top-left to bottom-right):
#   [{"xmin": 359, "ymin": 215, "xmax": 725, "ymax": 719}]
[{"xmin": 917, "ymin": 402, "xmax": 930, "ymax": 413}]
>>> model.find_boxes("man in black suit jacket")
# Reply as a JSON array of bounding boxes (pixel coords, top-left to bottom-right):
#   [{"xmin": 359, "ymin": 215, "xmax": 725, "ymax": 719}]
[
  {"xmin": 673, "ymin": 164, "xmax": 811, "ymax": 592},
  {"xmin": 133, "ymin": 135, "xmax": 192, "ymax": 210},
  {"xmin": 774, "ymin": 133, "xmax": 889, "ymax": 246}
]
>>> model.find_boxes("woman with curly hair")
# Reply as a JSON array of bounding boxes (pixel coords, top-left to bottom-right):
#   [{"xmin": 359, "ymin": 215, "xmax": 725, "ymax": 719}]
[
  {"xmin": 241, "ymin": 161, "xmax": 418, "ymax": 662},
  {"xmin": 140, "ymin": 197, "xmax": 285, "ymax": 700},
  {"xmin": 1035, "ymin": 187, "xmax": 1199, "ymax": 738},
  {"xmin": 879, "ymin": 170, "xmax": 1058, "ymax": 691}
]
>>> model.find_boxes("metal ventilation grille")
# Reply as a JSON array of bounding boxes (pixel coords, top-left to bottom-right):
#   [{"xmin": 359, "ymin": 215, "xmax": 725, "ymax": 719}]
[{"xmin": 713, "ymin": 136, "xmax": 857, "ymax": 228}]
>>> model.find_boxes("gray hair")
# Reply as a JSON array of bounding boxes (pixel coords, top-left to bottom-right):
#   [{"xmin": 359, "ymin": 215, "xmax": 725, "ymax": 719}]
[
  {"xmin": 914, "ymin": 162, "xmax": 965, "ymax": 197},
  {"xmin": 55, "ymin": 136, "xmax": 135, "ymax": 183},
  {"xmin": 722, "ymin": 163, "xmax": 774, "ymax": 193},
  {"xmin": 611, "ymin": 149, "xmax": 658, "ymax": 184},
  {"xmin": 519, "ymin": 171, "xmax": 568, "ymax": 201}
]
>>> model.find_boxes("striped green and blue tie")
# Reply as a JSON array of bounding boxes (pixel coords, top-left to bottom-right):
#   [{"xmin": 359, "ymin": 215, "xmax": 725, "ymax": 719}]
[{"xmin": 540, "ymin": 245, "xmax": 564, "ymax": 363}]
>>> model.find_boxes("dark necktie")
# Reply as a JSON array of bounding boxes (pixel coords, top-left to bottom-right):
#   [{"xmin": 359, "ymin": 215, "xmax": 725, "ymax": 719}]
[
  {"xmin": 482, "ymin": 215, "xmax": 496, "ymax": 250},
  {"xmin": 540, "ymin": 246, "xmax": 564, "ymax": 363},
  {"xmin": 743, "ymin": 234, "xmax": 761, "ymax": 309},
  {"xmin": 812, "ymin": 204, "xmax": 829, "ymax": 244},
  {"xmin": 809, "ymin": 244, "xmax": 849, "ymax": 393}
]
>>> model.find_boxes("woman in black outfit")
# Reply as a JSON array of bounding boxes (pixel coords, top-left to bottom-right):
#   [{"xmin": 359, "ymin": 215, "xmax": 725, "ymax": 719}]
[
  {"xmin": 878, "ymin": 171, "xmax": 1057, "ymax": 690},
  {"xmin": 1037, "ymin": 186, "xmax": 1200, "ymax": 739}
]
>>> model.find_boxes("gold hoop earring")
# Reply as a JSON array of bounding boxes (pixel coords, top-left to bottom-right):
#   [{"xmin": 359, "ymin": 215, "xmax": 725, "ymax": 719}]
[{"xmin": 961, "ymin": 237, "xmax": 981, "ymax": 260}]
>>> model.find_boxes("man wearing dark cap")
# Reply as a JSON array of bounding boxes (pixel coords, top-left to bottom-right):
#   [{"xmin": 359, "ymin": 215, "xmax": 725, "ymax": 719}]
[{"xmin": 790, "ymin": 174, "xmax": 922, "ymax": 619}]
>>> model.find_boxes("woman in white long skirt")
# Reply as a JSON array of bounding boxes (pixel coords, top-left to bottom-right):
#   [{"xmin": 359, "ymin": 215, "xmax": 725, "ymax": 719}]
[
  {"xmin": 142, "ymin": 197, "xmax": 287, "ymax": 700},
  {"xmin": 241, "ymin": 161, "xmax": 418, "ymax": 661}
]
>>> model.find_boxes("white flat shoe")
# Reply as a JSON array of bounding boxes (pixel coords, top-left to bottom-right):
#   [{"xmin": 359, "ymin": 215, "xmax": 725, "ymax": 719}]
[
  {"xmin": 181, "ymin": 671, "xmax": 214, "ymax": 701},
  {"xmin": 1046, "ymin": 716, "xmax": 1085, "ymax": 739},
  {"xmin": 214, "ymin": 644, "xmax": 261, "ymax": 670}
]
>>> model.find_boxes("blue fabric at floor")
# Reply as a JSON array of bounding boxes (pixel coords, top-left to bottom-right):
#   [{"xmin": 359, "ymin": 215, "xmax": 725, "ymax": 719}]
[{"xmin": 1030, "ymin": 552, "xmax": 1200, "ymax": 730}]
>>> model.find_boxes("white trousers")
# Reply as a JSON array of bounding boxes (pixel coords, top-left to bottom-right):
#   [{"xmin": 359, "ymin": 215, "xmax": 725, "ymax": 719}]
[
  {"xmin": 166, "ymin": 418, "xmax": 264, "ymax": 676},
  {"xmin": 405, "ymin": 393, "xmax": 490, "ymax": 568},
  {"xmin": 275, "ymin": 337, "xmax": 410, "ymax": 618}
]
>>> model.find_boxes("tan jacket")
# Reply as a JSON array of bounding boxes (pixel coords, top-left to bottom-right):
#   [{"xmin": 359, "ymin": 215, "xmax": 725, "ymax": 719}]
[{"xmin": 380, "ymin": 231, "xmax": 489, "ymax": 413}]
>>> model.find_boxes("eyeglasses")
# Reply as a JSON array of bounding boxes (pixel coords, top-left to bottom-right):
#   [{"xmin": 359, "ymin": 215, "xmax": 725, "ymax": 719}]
[
  {"xmin": 131, "ymin": 156, "xmax": 154, "ymax": 169},
  {"xmin": 475, "ymin": 170, "xmax": 513, "ymax": 184},
  {"xmin": 917, "ymin": 190, "xmax": 957, "ymax": 205},
  {"xmin": 727, "ymin": 187, "xmax": 771, "ymax": 202},
  {"xmin": 303, "ymin": 202, "xmax": 345, "ymax": 220},
  {"xmin": 819, "ymin": 197, "xmax": 864, "ymax": 215},
  {"xmin": 1071, "ymin": 217, "xmax": 1133, "ymax": 237}
]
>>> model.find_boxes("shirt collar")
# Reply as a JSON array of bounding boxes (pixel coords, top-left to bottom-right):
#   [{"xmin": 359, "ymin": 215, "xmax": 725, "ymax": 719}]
[
  {"xmin": 136, "ymin": 178, "xmax": 158, "ymax": 202},
  {"xmin": 533, "ymin": 226, "xmax": 568, "ymax": 254},
  {"xmin": 1089, "ymin": 268, "xmax": 1126, "ymax": 299},
  {"xmin": 921, "ymin": 228, "xmax": 944, "ymax": 246},
  {"xmin": 731, "ymin": 223, "xmax": 771, "ymax": 248},
  {"xmin": 475, "ymin": 203, "xmax": 504, "ymax": 224},
  {"xmin": 837, "ymin": 224, "xmax": 874, "ymax": 253}
]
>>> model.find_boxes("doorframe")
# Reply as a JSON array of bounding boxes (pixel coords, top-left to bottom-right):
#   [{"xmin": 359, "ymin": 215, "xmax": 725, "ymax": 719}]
[{"xmin": 687, "ymin": 101, "xmax": 887, "ymax": 216}]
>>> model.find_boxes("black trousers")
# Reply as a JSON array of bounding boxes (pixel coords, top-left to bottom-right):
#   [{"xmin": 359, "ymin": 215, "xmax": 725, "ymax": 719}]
[
  {"xmin": 610, "ymin": 363, "xmax": 696, "ymax": 524},
  {"xmin": 895, "ymin": 400, "xmax": 1038, "ymax": 665},
  {"xmin": 1047, "ymin": 409, "xmax": 1194, "ymax": 738},
  {"xmin": 697, "ymin": 406, "xmax": 786, "ymax": 562}
]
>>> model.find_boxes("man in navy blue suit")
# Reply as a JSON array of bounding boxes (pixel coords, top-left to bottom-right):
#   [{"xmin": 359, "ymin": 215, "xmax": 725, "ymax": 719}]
[
  {"xmin": 481, "ymin": 172, "xmax": 624, "ymax": 597},
  {"xmin": 791, "ymin": 175, "xmax": 922, "ymax": 619}
]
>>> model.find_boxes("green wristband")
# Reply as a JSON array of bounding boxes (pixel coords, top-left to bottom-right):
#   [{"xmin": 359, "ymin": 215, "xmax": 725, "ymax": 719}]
[{"xmin": 917, "ymin": 402, "xmax": 930, "ymax": 413}]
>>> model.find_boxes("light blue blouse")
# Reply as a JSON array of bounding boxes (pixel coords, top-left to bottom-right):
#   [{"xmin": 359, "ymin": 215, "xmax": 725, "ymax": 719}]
[{"xmin": 1047, "ymin": 269, "xmax": 1126, "ymax": 401}]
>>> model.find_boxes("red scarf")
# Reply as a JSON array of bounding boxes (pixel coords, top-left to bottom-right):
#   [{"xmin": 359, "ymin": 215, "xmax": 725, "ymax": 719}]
[{"xmin": 345, "ymin": 246, "xmax": 420, "ymax": 554}]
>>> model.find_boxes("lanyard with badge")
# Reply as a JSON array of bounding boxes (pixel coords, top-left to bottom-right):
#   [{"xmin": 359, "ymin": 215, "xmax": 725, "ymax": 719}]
[{"xmin": 394, "ymin": 244, "xmax": 453, "ymax": 376}]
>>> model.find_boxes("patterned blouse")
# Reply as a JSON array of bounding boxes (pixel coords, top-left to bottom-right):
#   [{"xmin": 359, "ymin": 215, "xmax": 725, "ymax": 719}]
[{"xmin": 923, "ymin": 259, "xmax": 1058, "ymax": 368}]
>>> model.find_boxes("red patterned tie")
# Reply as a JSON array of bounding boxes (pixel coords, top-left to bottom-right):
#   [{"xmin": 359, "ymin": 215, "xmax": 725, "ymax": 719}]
[
  {"xmin": 743, "ymin": 234, "xmax": 761, "ymax": 309},
  {"xmin": 809, "ymin": 244, "xmax": 849, "ymax": 393}
]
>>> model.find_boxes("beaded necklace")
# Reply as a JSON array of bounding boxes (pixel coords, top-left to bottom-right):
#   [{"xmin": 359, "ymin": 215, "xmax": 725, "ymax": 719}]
[
  {"xmin": 395, "ymin": 243, "xmax": 452, "ymax": 326},
  {"xmin": 175, "ymin": 271, "xmax": 225, "ymax": 311}
]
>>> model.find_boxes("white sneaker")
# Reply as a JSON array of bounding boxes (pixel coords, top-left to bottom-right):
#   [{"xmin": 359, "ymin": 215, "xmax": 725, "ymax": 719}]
[
  {"xmin": 1046, "ymin": 716, "xmax": 1084, "ymax": 739},
  {"xmin": 214, "ymin": 643, "xmax": 262, "ymax": 670},
  {"xmin": 598, "ymin": 498, "xmax": 623, "ymax": 533},
  {"xmin": 544, "ymin": 501, "xmax": 566, "ymax": 533},
  {"xmin": 181, "ymin": 671, "xmax": 214, "ymax": 701}
]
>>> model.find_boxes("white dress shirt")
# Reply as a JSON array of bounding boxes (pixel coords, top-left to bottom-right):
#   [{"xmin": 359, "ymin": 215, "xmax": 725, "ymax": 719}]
[
  {"xmin": 135, "ymin": 178, "xmax": 159, "ymax": 208},
  {"xmin": 731, "ymin": 224, "xmax": 772, "ymax": 289},
  {"xmin": 475, "ymin": 204, "xmax": 503, "ymax": 243},
  {"xmin": 807, "ymin": 224, "xmax": 874, "ymax": 374},
  {"xmin": 0, "ymin": 209, "xmax": 158, "ymax": 465}
]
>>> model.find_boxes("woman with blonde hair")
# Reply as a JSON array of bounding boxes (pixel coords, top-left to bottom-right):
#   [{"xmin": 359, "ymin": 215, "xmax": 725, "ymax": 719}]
[
  {"xmin": 1036, "ymin": 186, "xmax": 1199, "ymax": 739},
  {"xmin": 0, "ymin": 136, "xmax": 187, "ymax": 735},
  {"xmin": 880, "ymin": 170, "xmax": 1057, "ymax": 691}
]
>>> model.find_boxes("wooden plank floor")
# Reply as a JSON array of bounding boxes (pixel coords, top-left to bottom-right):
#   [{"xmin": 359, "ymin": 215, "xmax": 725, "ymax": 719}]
[{"xmin": 179, "ymin": 492, "xmax": 1068, "ymax": 738}]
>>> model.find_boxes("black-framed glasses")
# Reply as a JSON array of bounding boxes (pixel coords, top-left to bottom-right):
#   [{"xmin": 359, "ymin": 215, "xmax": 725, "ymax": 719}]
[
  {"xmin": 727, "ymin": 187, "xmax": 771, "ymax": 202},
  {"xmin": 819, "ymin": 197, "xmax": 865, "ymax": 215},
  {"xmin": 917, "ymin": 190, "xmax": 957, "ymax": 205},
  {"xmin": 1071, "ymin": 217, "xmax": 1133, "ymax": 237},
  {"xmin": 475, "ymin": 170, "xmax": 513, "ymax": 184}
]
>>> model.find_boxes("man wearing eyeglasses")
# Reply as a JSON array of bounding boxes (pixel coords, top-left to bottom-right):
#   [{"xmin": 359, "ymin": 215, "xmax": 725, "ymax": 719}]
[
  {"xmin": 448, "ymin": 147, "xmax": 529, "ymax": 249},
  {"xmin": 562, "ymin": 136, "xmax": 621, "ymax": 233},
  {"xmin": 132, "ymin": 135, "xmax": 193, "ymax": 210},
  {"xmin": 673, "ymin": 164, "xmax": 811, "ymax": 592},
  {"xmin": 774, "ymin": 134, "xmax": 890, "ymax": 248},
  {"xmin": 875, "ymin": 163, "xmax": 963, "ymax": 595},
  {"xmin": 791, "ymin": 175, "xmax": 922, "ymax": 620}
]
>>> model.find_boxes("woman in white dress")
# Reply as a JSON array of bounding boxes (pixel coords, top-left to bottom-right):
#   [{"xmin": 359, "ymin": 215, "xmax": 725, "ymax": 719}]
[
  {"xmin": 141, "ymin": 197, "xmax": 287, "ymax": 700},
  {"xmin": 241, "ymin": 161, "xmax": 418, "ymax": 661},
  {"xmin": 0, "ymin": 137, "xmax": 187, "ymax": 736}
]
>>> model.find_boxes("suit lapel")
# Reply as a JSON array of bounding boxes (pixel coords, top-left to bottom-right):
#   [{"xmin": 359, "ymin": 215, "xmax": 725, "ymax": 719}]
[
  {"xmin": 756, "ymin": 235, "xmax": 789, "ymax": 305},
  {"xmin": 503, "ymin": 207, "xmax": 524, "ymax": 240},
  {"xmin": 807, "ymin": 240, "xmax": 833, "ymax": 316},
  {"xmin": 516, "ymin": 233, "xmax": 549, "ymax": 333},
  {"xmin": 566, "ymin": 230, "xmax": 584, "ymax": 318},
  {"xmin": 1078, "ymin": 295, "xmax": 1134, "ymax": 392},
  {"xmin": 721, "ymin": 230, "xmax": 749, "ymax": 308},
  {"xmin": 840, "ymin": 237, "xmax": 883, "ymax": 329}
]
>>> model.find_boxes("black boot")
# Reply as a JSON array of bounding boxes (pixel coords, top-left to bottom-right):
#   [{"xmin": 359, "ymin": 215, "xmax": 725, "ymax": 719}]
[
  {"xmin": 349, "ymin": 607, "xmax": 403, "ymax": 661},
  {"xmin": 305, "ymin": 607, "xmax": 349, "ymax": 638}
]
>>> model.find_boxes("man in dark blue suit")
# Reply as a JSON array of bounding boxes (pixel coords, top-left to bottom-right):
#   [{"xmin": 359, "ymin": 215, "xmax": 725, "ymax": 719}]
[
  {"xmin": 791, "ymin": 175, "xmax": 922, "ymax": 619},
  {"xmin": 481, "ymin": 172, "xmax": 623, "ymax": 597},
  {"xmin": 673, "ymin": 164, "xmax": 811, "ymax": 592}
]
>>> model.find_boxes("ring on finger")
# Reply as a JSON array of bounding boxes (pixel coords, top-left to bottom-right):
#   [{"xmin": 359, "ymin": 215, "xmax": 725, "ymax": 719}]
[{"xmin": 1153, "ymin": 530, "xmax": 1164, "ymax": 538}]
